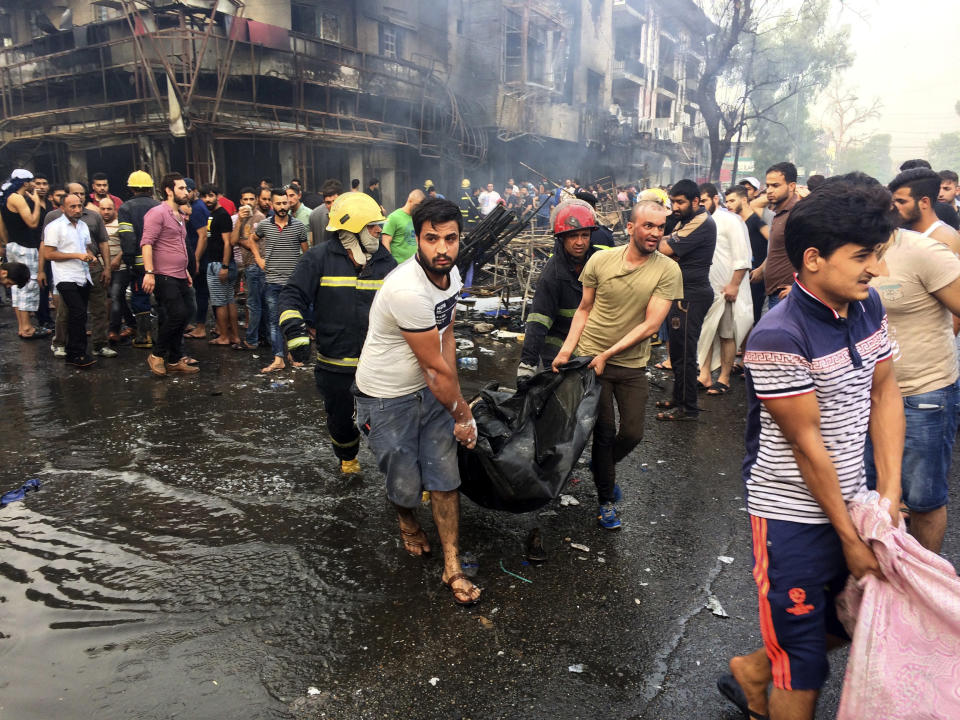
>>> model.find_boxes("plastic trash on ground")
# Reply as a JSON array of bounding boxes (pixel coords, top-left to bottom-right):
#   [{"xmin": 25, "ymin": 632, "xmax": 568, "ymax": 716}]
[
  {"xmin": 1, "ymin": 478, "xmax": 41, "ymax": 508},
  {"xmin": 458, "ymin": 358, "xmax": 600, "ymax": 513}
]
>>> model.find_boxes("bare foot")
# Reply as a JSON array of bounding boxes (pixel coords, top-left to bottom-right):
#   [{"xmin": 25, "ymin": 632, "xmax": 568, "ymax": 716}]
[
  {"xmin": 730, "ymin": 652, "xmax": 771, "ymax": 718},
  {"xmin": 184, "ymin": 328, "xmax": 207, "ymax": 339},
  {"xmin": 208, "ymin": 337, "xmax": 232, "ymax": 345},
  {"xmin": 287, "ymin": 353, "xmax": 304, "ymax": 368},
  {"xmin": 260, "ymin": 357, "xmax": 285, "ymax": 373}
]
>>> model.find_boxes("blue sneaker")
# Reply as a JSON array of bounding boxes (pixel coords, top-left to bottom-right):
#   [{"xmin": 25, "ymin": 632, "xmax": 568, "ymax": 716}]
[
  {"xmin": 612, "ymin": 484, "xmax": 623, "ymax": 503},
  {"xmin": 597, "ymin": 502, "xmax": 622, "ymax": 530}
]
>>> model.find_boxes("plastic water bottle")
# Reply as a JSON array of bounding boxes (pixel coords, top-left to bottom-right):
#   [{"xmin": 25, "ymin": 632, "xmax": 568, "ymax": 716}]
[{"xmin": 457, "ymin": 357, "xmax": 478, "ymax": 371}]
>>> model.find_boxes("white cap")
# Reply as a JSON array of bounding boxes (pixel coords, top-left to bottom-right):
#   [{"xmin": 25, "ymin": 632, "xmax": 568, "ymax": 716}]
[{"xmin": 740, "ymin": 176, "xmax": 760, "ymax": 190}]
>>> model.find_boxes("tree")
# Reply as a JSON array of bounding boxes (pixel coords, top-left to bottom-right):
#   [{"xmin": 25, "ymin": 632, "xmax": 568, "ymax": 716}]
[
  {"xmin": 684, "ymin": 0, "xmax": 852, "ymax": 181},
  {"xmin": 927, "ymin": 132, "xmax": 960, "ymax": 172},
  {"xmin": 822, "ymin": 81, "xmax": 882, "ymax": 161},
  {"xmin": 834, "ymin": 133, "xmax": 893, "ymax": 182}
]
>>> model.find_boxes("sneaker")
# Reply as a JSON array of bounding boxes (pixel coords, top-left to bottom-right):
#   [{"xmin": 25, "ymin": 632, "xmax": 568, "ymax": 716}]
[
  {"xmin": 67, "ymin": 355, "xmax": 97, "ymax": 368},
  {"xmin": 613, "ymin": 483, "xmax": 624, "ymax": 503},
  {"xmin": 597, "ymin": 502, "xmax": 622, "ymax": 530},
  {"xmin": 166, "ymin": 359, "xmax": 199, "ymax": 374},
  {"xmin": 52, "ymin": 345, "xmax": 66, "ymax": 358},
  {"xmin": 340, "ymin": 458, "xmax": 361, "ymax": 474},
  {"xmin": 94, "ymin": 346, "xmax": 118, "ymax": 358},
  {"xmin": 147, "ymin": 354, "xmax": 167, "ymax": 376}
]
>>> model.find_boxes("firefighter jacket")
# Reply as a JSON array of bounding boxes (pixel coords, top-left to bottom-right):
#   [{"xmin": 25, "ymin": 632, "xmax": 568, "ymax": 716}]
[
  {"xmin": 117, "ymin": 195, "xmax": 161, "ymax": 269},
  {"xmin": 278, "ymin": 237, "xmax": 397, "ymax": 373},
  {"xmin": 458, "ymin": 190, "xmax": 479, "ymax": 229},
  {"xmin": 520, "ymin": 240, "xmax": 605, "ymax": 367}
]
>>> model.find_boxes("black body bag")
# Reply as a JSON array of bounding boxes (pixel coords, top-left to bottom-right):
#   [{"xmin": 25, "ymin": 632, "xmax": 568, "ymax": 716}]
[{"xmin": 457, "ymin": 358, "xmax": 599, "ymax": 513}]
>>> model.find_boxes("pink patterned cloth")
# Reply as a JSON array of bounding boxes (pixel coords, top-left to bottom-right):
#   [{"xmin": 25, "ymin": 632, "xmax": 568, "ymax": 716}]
[{"xmin": 836, "ymin": 493, "xmax": 960, "ymax": 719}]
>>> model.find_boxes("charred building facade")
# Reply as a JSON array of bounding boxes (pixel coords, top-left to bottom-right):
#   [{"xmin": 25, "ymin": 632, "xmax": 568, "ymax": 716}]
[{"xmin": 0, "ymin": 0, "xmax": 710, "ymax": 206}]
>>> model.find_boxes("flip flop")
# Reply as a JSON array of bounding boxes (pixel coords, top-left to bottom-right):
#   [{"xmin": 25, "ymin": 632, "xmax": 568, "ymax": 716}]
[
  {"xmin": 717, "ymin": 673, "xmax": 769, "ymax": 720},
  {"xmin": 707, "ymin": 382, "xmax": 730, "ymax": 396},
  {"xmin": 698, "ymin": 380, "xmax": 711, "ymax": 392},
  {"xmin": 656, "ymin": 407, "xmax": 697, "ymax": 421},
  {"xmin": 443, "ymin": 572, "xmax": 482, "ymax": 607},
  {"xmin": 653, "ymin": 361, "xmax": 671, "ymax": 371},
  {"xmin": 399, "ymin": 526, "xmax": 432, "ymax": 557}
]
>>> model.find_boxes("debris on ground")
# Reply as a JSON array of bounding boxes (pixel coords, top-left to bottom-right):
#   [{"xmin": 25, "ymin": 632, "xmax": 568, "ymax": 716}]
[
  {"xmin": 570, "ymin": 543, "xmax": 590, "ymax": 553},
  {"xmin": 559, "ymin": 494, "xmax": 580, "ymax": 506},
  {"xmin": 706, "ymin": 595, "xmax": 729, "ymax": 618},
  {"xmin": 568, "ymin": 664, "xmax": 584, "ymax": 673},
  {"xmin": 718, "ymin": 555, "xmax": 734, "ymax": 564}
]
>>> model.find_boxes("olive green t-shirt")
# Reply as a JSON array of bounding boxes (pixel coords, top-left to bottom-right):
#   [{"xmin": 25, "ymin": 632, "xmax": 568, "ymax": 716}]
[{"xmin": 575, "ymin": 247, "xmax": 683, "ymax": 368}]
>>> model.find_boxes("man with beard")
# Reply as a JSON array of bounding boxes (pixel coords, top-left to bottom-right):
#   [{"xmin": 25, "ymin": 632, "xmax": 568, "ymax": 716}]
[
  {"xmin": 197, "ymin": 183, "xmax": 241, "ymax": 347},
  {"xmin": 234, "ymin": 187, "xmax": 268, "ymax": 349},
  {"xmin": 254, "ymin": 187, "xmax": 308, "ymax": 373},
  {"xmin": 888, "ymin": 167, "xmax": 960, "ymax": 255},
  {"xmin": 552, "ymin": 201, "xmax": 682, "ymax": 529},
  {"xmin": 279, "ymin": 192, "xmax": 395, "ymax": 474},
  {"xmin": 725, "ymin": 185, "xmax": 769, "ymax": 324},
  {"xmin": 88, "ymin": 172, "xmax": 123, "ymax": 211},
  {"xmin": 141, "ymin": 173, "xmax": 198, "ymax": 376},
  {"xmin": 518, "ymin": 200, "xmax": 603, "ymax": 379},
  {"xmin": 655, "ymin": 179, "xmax": 717, "ymax": 421},
  {"xmin": 749, "ymin": 163, "xmax": 801, "ymax": 310},
  {"xmin": 898, "ymin": 159, "xmax": 959, "ymax": 229},
  {"xmin": 354, "ymin": 198, "xmax": 481, "ymax": 606}
]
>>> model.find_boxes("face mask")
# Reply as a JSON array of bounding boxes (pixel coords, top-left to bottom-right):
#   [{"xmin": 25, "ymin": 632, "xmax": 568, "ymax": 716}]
[{"xmin": 360, "ymin": 226, "xmax": 380, "ymax": 255}]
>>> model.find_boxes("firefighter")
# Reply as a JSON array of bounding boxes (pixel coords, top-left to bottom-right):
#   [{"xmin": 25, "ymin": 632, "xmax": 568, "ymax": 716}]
[
  {"xmin": 458, "ymin": 178, "xmax": 479, "ymax": 233},
  {"xmin": 116, "ymin": 170, "xmax": 160, "ymax": 348},
  {"xmin": 517, "ymin": 199, "xmax": 605, "ymax": 381},
  {"xmin": 279, "ymin": 192, "xmax": 397, "ymax": 474}
]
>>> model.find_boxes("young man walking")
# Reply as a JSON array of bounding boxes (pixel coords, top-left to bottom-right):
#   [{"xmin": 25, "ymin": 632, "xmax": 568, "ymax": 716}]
[
  {"xmin": 721, "ymin": 174, "xmax": 904, "ymax": 720},
  {"xmin": 354, "ymin": 198, "xmax": 481, "ymax": 606}
]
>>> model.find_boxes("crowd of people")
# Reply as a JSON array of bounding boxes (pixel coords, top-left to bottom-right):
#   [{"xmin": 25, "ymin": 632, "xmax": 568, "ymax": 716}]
[{"xmin": 3, "ymin": 156, "xmax": 960, "ymax": 719}]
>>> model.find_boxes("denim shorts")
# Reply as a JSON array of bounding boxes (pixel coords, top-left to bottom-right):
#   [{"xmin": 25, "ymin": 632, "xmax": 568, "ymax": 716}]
[
  {"xmin": 865, "ymin": 379, "xmax": 960, "ymax": 512},
  {"xmin": 206, "ymin": 261, "xmax": 237, "ymax": 306},
  {"xmin": 355, "ymin": 386, "xmax": 459, "ymax": 508}
]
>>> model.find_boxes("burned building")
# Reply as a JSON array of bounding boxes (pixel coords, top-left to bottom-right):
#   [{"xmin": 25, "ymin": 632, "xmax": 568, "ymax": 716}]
[{"xmin": 0, "ymin": 0, "xmax": 710, "ymax": 206}]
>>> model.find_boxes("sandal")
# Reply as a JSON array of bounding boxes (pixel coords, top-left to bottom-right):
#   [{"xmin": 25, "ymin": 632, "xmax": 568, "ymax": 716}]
[
  {"xmin": 443, "ymin": 572, "xmax": 482, "ymax": 606},
  {"xmin": 399, "ymin": 525, "xmax": 431, "ymax": 557},
  {"xmin": 654, "ymin": 399, "xmax": 679, "ymax": 409},
  {"xmin": 697, "ymin": 380, "xmax": 710, "ymax": 392},
  {"xmin": 653, "ymin": 361, "xmax": 672, "ymax": 371},
  {"xmin": 717, "ymin": 673, "xmax": 769, "ymax": 720},
  {"xmin": 656, "ymin": 407, "xmax": 697, "ymax": 421},
  {"xmin": 706, "ymin": 382, "xmax": 729, "ymax": 396}
]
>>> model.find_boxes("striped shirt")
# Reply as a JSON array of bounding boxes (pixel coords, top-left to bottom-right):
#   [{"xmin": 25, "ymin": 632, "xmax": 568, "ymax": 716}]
[
  {"xmin": 742, "ymin": 279, "xmax": 892, "ymax": 523},
  {"xmin": 255, "ymin": 215, "xmax": 308, "ymax": 284}
]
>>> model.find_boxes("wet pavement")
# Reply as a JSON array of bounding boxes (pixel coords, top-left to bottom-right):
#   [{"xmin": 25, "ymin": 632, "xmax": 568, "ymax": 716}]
[{"xmin": 2, "ymin": 309, "xmax": 959, "ymax": 720}]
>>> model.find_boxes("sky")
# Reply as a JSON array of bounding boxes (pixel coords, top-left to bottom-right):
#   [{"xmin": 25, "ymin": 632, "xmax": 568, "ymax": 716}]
[{"xmin": 830, "ymin": 0, "xmax": 959, "ymax": 162}]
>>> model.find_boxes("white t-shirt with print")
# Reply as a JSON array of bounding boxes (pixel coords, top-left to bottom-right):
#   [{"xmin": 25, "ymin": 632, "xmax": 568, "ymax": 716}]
[{"xmin": 356, "ymin": 257, "xmax": 462, "ymax": 398}]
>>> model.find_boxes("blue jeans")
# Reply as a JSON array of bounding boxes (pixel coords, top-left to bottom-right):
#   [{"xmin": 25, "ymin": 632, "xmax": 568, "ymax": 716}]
[
  {"xmin": 865, "ymin": 379, "xmax": 960, "ymax": 511},
  {"xmin": 244, "ymin": 265, "xmax": 269, "ymax": 346},
  {"xmin": 264, "ymin": 282, "xmax": 285, "ymax": 358},
  {"xmin": 766, "ymin": 292, "xmax": 782, "ymax": 311}
]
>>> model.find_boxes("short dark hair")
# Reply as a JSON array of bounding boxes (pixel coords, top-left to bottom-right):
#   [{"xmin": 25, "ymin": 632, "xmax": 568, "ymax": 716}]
[
  {"xmin": 368, "ymin": 177, "xmax": 379, "ymax": 187},
  {"xmin": 412, "ymin": 197, "xmax": 462, "ymax": 237},
  {"xmin": 351, "ymin": 178, "xmax": 360, "ymax": 189},
  {"xmin": 899, "ymin": 159, "xmax": 931, "ymax": 171},
  {"xmin": 51, "ymin": 184, "xmax": 66, "ymax": 194},
  {"xmin": 198, "ymin": 182, "xmax": 218, "ymax": 197},
  {"xmin": 239, "ymin": 186, "xmax": 256, "ymax": 197},
  {"xmin": 320, "ymin": 179, "xmax": 343, "ymax": 197},
  {"xmin": 33, "ymin": 173, "xmax": 48, "ymax": 182},
  {"xmin": 160, "ymin": 172, "xmax": 183, "ymax": 195},
  {"xmin": 574, "ymin": 189, "xmax": 598, "ymax": 207},
  {"xmin": 270, "ymin": 187, "xmax": 286, "ymax": 199},
  {"xmin": 725, "ymin": 185, "xmax": 748, "ymax": 199},
  {"xmin": 806, "ymin": 174, "xmax": 826, "ymax": 192},
  {"xmin": 785, "ymin": 172, "xmax": 895, "ymax": 270},
  {"xmin": 286, "ymin": 183, "xmax": 302, "ymax": 196},
  {"xmin": 2, "ymin": 261, "xmax": 30, "ymax": 287},
  {"xmin": 766, "ymin": 162, "xmax": 798, "ymax": 184},
  {"xmin": 259, "ymin": 177, "xmax": 273, "ymax": 186},
  {"xmin": 698, "ymin": 182, "xmax": 719, "ymax": 199},
  {"xmin": 939, "ymin": 170, "xmax": 959, "ymax": 184},
  {"xmin": 91, "ymin": 172, "xmax": 108, "ymax": 182},
  {"xmin": 888, "ymin": 168, "xmax": 941, "ymax": 205},
  {"xmin": 669, "ymin": 179, "xmax": 700, "ymax": 202}
]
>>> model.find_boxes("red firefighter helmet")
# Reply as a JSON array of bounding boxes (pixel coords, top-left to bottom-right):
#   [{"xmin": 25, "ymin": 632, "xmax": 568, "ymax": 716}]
[{"xmin": 553, "ymin": 202, "xmax": 597, "ymax": 236}]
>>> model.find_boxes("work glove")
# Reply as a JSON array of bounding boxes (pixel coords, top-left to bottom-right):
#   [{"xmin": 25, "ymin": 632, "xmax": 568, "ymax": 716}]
[
  {"xmin": 516, "ymin": 362, "xmax": 537, "ymax": 390},
  {"xmin": 280, "ymin": 312, "xmax": 312, "ymax": 364}
]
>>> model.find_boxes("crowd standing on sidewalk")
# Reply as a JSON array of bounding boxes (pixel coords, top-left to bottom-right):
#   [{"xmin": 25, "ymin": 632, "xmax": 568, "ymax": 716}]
[{"xmin": 3, "ymin": 159, "xmax": 960, "ymax": 719}]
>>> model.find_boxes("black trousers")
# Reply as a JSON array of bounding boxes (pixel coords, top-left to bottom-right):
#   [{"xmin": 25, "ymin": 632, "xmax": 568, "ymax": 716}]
[
  {"xmin": 592, "ymin": 364, "xmax": 648, "ymax": 503},
  {"xmin": 153, "ymin": 275, "xmax": 192, "ymax": 363},
  {"xmin": 668, "ymin": 298, "xmax": 710, "ymax": 415},
  {"xmin": 56, "ymin": 281, "xmax": 90, "ymax": 361},
  {"xmin": 315, "ymin": 366, "xmax": 360, "ymax": 461}
]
